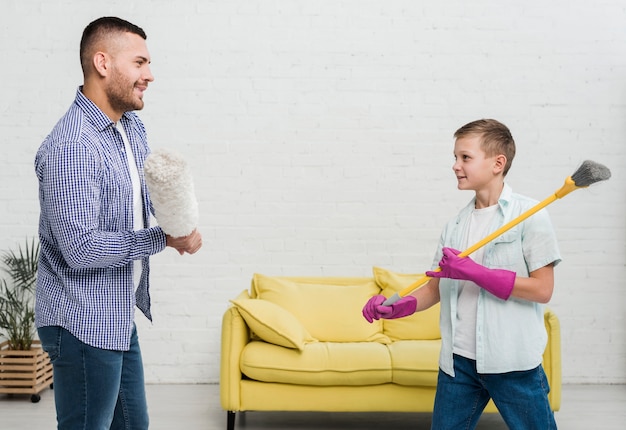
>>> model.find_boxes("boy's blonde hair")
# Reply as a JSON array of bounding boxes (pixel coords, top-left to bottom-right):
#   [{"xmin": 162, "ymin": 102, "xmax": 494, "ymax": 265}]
[{"xmin": 454, "ymin": 119, "xmax": 516, "ymax": 176}]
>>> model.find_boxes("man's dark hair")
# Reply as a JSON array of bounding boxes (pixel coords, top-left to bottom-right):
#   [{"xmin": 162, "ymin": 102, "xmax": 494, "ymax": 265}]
[{"xmin": 79, "ymin": 17, "xmax": 147, "ymax": 74}]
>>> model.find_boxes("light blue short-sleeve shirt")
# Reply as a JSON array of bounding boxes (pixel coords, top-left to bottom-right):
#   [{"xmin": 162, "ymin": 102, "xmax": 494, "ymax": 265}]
[{"xmin": 435, "ymin": 183, "xmax": 561, "ymax": 376}]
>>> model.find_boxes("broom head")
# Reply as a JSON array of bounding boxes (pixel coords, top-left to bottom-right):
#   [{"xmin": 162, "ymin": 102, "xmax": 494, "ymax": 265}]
[
  {"xmin": 555, "ymin": 160, "xmax": 611, "ymax": 198},
  {"xmin": 571, "ymin": 160, "xmax": 611, "ymax": 187}
]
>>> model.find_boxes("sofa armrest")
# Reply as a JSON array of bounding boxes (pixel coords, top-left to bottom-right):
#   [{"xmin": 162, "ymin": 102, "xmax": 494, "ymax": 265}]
[
  {"xmin": 220, "ymin": 305, "xmax": 251, "ymax": 411},
  {"xmin": 543, "ymin": 308, "xmax": 561, "ymax": 411}
]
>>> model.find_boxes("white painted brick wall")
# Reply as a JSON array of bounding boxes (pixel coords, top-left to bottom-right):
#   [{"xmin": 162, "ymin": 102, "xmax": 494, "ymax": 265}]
[{"xmin": 1, "ymin": 1, "xmax": 624, "ymax": 384}]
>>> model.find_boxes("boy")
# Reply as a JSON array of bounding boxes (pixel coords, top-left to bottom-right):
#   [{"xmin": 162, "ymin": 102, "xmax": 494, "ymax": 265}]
[{"xmin": 363, "ymin": 119, "xmax": 560, "ymax": 429}]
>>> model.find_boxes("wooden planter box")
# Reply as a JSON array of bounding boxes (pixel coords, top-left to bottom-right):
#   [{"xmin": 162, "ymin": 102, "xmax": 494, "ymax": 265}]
[{"xmin": 0, "ymin": 340, "xmax": 53, "ymax": 402}]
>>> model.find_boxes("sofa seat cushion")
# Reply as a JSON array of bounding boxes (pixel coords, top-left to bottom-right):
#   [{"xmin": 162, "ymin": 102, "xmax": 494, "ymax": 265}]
[
  {"xmin": 240, "ymin": 341, "xmax": 392, "ymax": 386},
  {"xmin": 388, "ymin": 340, "xmax": 441, "ymax": 387}
]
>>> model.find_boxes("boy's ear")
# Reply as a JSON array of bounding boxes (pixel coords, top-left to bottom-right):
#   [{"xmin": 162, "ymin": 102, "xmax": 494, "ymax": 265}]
[{"xmin": 494, "ymin": 154, "xmax": 507, "ymax": 175}]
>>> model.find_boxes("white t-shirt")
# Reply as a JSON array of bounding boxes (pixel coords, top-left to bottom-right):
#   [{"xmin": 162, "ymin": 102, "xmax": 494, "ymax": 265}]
[
  {"xmin": 116, "ymin": 121, "xmax": 143, "ymax": 290},
  {"xmin": 453, "ymin": 204, "xmax": 499, "ymax": 359}
]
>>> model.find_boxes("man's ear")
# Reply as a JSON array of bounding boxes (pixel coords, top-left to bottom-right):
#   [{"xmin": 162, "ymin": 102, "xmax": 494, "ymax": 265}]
[
  {"xmin": 494, "ymin": 154, "xmax": 507, "ymax": 174},
  {"xmin": 92, "ymin": 52, "xmax": 109, "ymax": 77}
]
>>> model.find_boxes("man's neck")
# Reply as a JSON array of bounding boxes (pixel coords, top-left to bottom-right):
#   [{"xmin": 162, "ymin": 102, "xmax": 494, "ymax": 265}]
[{"xmin": 81, "ymin": 83, "xmax": 122, "ymax": 123}]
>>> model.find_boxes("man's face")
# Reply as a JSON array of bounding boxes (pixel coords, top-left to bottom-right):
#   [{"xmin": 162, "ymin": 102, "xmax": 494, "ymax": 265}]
[{"xmin": 105, "ymin": 32, "xmax": 153, "ymax": 114}]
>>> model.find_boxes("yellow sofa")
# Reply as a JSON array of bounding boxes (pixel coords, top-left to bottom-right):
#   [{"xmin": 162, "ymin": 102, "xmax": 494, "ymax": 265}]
[{"xmin": 220, "ymin": 269, "xmax": 561, "ymax": 430}]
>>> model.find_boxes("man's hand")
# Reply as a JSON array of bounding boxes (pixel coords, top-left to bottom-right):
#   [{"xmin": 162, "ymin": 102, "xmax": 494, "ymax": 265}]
[{"xmin": 166, "ymin": 229, "xmax": 202, "ymax": 255}]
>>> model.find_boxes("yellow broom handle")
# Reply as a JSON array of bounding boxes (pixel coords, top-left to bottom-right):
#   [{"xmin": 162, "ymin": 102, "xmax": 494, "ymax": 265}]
[
  {"xmin": 456, "ymin": 194, "xmax": 557, "ymax": 258},
  {"xmin": 395, "ymin": 177, "xmax": 578, "ymax": 298}
]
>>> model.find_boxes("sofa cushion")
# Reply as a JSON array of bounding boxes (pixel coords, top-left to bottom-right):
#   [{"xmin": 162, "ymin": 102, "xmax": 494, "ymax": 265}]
[
  {"xmin": 230, "ymin": 292, "xmax": 317, "ymax": 351},
  {"xmin": 388, "ymin": 340, "xmax": 441, "ymax": 387},
  {"xmin": 240, "ymin": 340, "xmax": 392, "ymax": 386},
  {"xmin": 252, "ymin": 274, "xmax": 390, "ymax": 343},
  {"xmin": 373, "ymin": 267, "xmax": 441, "ymax": 341}
]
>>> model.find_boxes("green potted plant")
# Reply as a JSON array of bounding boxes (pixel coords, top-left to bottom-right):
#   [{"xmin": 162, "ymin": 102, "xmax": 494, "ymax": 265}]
[
  {"xmin": 0, "ymin": 238, "xmax": 39, "ymax": 350},
  {"xmin": 0, "ymin": 238, "xmax": 52, "ymax": 403}
]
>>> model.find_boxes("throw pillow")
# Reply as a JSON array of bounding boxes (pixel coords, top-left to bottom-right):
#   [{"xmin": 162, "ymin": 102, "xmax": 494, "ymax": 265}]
[
  {"xmin": 252, "ymin": 273, "xmax": 390, "ymax": 344},
  {"xmin": 230, "ymin": 296, "xmax": 317, "ymax": 351}
]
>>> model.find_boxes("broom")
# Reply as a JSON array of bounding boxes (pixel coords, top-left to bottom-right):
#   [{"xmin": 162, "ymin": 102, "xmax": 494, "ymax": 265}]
[{"xmin": 382, "ymin": 160, "xmax": 611, "ymax": 306}]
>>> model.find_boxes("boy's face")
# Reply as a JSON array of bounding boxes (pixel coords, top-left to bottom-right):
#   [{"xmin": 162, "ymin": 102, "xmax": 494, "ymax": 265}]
[{"xmin": 452, "ymin": 134, "xmax": 501, "ymax": 191}]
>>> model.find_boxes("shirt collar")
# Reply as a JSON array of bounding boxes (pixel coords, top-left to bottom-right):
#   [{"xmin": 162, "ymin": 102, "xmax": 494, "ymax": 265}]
[
  {"xmin": 497, "ymin": 183, "xmax": 513, "ymax": 210},
  {"xmin": 458, "ymin": 182, "xmax": 513, "ymax": 223},
  {"xmin": 74, "ymin": 86, "xmax": 132, "ymax": 132}
]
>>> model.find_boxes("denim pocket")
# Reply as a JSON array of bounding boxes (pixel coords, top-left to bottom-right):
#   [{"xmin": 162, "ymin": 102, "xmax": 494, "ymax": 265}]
[{"xmin": 37, "ymin": 326, "xmax": 62, "ymax": 362}]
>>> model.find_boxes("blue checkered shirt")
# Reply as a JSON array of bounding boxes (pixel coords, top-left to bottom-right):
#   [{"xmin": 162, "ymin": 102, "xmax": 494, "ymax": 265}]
[{"xmin": 34, "ymin": 88, "xmax": 166, "ymax": 351}]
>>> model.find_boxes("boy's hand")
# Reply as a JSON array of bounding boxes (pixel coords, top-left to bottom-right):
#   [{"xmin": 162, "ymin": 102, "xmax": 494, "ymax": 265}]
[
  {"xmin": 362, "ymin": 295, "xmax": 417, "ymax": 323},
  {"xmin": 426, "ymin": 247, "xmax": 515, "ymax": 300}
]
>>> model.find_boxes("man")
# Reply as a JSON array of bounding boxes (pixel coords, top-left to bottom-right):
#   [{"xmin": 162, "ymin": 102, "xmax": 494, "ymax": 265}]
[{"xmin": 34, "ymin": 17, "xmax": 202, "ymax": 429}]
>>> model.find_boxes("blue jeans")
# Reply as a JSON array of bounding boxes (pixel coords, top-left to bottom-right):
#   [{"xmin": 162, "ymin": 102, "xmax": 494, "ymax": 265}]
[
  {"xmin": 38, "ymin": 325, "xmax": 149, "ymax": 430},
  {"xmin": 432, "ymin": 354, "xmax": 556, "ymax": 430}
]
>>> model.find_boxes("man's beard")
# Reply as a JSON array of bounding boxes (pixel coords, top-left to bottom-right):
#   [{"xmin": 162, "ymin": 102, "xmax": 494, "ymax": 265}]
[{"xmin": 107, "ymin": 68, "xmax": 145, "ymax": 114}]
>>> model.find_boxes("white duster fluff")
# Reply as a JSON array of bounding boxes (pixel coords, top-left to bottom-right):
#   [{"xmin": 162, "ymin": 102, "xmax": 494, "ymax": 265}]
[{"xmin": 144, "ymin": 148, "xmax": 199, "ymax": 238}]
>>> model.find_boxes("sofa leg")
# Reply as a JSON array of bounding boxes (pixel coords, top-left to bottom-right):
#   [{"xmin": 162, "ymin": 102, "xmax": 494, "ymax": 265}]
[{"xmin": 227, "ymin": 411, "xmax": 235, "ymax": 430}]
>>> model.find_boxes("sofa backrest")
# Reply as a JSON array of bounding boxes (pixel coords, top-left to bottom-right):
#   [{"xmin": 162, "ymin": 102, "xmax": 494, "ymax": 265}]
[
  {"xmin": 249, "ymin": 270, "xmax": 441, "ymax": 344},
  {"xmin": 251, "ymin": 274, "xmax": 390, "ymax": 343}
]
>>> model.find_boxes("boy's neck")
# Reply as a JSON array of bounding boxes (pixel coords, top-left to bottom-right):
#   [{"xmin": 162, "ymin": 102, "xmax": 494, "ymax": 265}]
[{"xmin": 474, "ymin": 181, "xmax": 505, "ymax": 209}]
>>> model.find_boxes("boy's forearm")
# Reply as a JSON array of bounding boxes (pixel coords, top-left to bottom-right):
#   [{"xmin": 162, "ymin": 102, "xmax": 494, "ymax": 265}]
[
  {"xmin": 508, "ymin": 264, "xmax": 555, "ymax": 304},
  {"xmin": 412, "ymin": 278, "xmax": 441, "ymax": 311}
]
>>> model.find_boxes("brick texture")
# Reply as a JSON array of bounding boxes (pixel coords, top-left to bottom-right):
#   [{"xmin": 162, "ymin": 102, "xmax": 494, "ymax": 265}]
[{"xmin": 1, "ymin": 1, "xmax": 624, "ymax": 384}]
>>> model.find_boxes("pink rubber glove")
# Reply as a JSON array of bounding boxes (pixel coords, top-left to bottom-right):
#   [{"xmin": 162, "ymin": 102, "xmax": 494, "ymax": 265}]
[
  {"xmin": 362, "ymin": 295, "xmax": 417, "ymax": 323},
  {"xmin": 425, "ymin": 247, "xmax": 515, "ymax": 300}
]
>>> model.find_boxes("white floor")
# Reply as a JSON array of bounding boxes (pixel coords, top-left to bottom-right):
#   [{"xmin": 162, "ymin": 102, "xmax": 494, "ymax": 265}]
[{"xmin": 1, "ymin": 383, "xmax": 624, "ymax": 429}]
